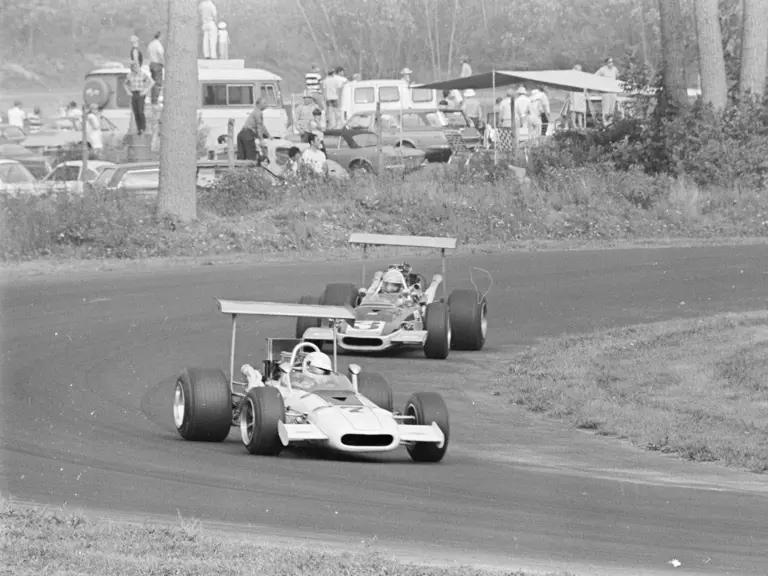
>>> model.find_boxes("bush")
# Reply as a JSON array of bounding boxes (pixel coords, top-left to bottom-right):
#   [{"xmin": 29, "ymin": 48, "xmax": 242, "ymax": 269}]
[{"xmin": 2, "ymin": 161, "xmax": 766, "ymax": 263}]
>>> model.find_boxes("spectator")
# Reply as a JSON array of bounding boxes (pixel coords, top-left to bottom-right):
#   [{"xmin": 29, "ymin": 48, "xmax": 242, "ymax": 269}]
[
  {"xmin": 529, "ymin": 86, "xmax": 551, "ymax": 136},
  {"xmin": 123, "ymin": 62, "xmax": 155, "ymax": 136},
  {"xmin": 147, "ymin": 32, "xmax": 165, "ymax": 105},
  {"xmin": 460, "ymin": 55, "xmax": 472, "ymax": 78},
  {"xmin": 130, "ymin": 35, "xmax": 143, "ymax": 67},
  {"xmin": 286, "ymin": 146, "xmax": 301, "ymax": 176},
  {"xmin": 570, "ymin": 64, "xmax": 587, "ymax": 129},
  {"xmin": 462, "ymin": 89, "xmax": 482, "ymax": 128},
  {"xmin": 300, "ymin": 132, "xmax": 328, "ymax": 177},
  {"xmin": 295, "ymin": 92, "xmax": 318, "ymax": 142},
  {"xmin": 500, "ymin": 90, "xmax": 514, "ymax": 128},
  {"xmin": 199, "ymin": 0, "xmax": 218, "ymax": 59},
  {"xmin": 514, "ymin": 86, "xmax": 530, "ymax": 129},
  {"xmin": 236, "ymin": 97, "xmax": 270, "ymax": 160},
  {"xmin": 335, "ymin": 66, "xmax": 348, "ymax": 84},
  {"xmin": 7, "ymin": 101, "xmax": 26, "ymax": 128},
  {"xmin": 322, "ymin": 68, "xmax": 341, "ymax": 129},
  {"xmin": 85, "ymin": 104, "xmax": 103, "ymax": 153},
  {"xmin": 66, "ymin": 101, "xmax": 83, "ymax": 118},
  {"xmin": 595, "ymin": 57, "xmax": 619, "ymax": 124},
  {"xmin": 309, "ymin": 108, "xmax": 326, "ymax": 155},
  {"xmin": 217, "ymin": 22, "xmax": 229, "ymax": 59},
  {"xmin": 27, "ymin": 107, "xmax": 43, "ymax": 131},
  {"xmin": 401, "ymin": 67, "xmax": 413, "ymax": 85}
]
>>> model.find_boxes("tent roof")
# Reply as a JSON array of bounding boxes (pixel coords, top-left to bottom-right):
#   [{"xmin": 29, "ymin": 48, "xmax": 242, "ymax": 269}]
[{"xmin": 414, "ymin": 70, "xmax": 623, "ymax": 94}]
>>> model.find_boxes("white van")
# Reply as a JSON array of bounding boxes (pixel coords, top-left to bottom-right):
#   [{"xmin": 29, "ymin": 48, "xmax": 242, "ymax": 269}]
[
  {"xmin": 83, "ymin": 59, "xmax": 289, "ymax": 148},
  {"xmin": 339, "ymin": 79, "xmax": 438, "ymax": 124}
]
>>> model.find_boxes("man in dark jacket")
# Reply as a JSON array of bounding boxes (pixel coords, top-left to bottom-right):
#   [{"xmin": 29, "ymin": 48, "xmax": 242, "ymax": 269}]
[{"xmin": 236, "ymin": 98, "xmax": 271, "ymax": 161}]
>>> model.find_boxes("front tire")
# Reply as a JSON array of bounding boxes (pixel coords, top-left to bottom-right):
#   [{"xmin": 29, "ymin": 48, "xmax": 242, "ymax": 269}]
[
  {"xmin": 448, "ymin": 289, "xmax": 488, "ymax": 350},
  {"xmin": 357, "ymin": 372, "xmax": 394, "ymax": 412},
  {"xmin": 404, "ymin": 392, "xmax": 450, "ymax": 463},
  {"xmin": 173, "ymin": 368, "xmax": 232, "ymax": 442},
  {"xmin": 240, "ymin": 386, "xmax": 286, "ymax": 456},
  {"xmin": 423, "ymin": 301, "xmax": 450, "ymax": 359},
  {"xmin": 321, "ymin": 282, "xmax": 359, "ymax": 311},
  {"xmin": 295, "ymin": 295, "xmax": 323, "ymax": 348}
]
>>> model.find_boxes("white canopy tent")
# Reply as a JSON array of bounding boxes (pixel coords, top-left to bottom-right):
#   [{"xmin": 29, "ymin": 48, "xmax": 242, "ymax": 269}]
[
  {"xmin": 412, "ymin": 69, "xmax": 623, "ymax": 163},
  {"xmin": 412, "ymin": 69, "xmax": 623, "ymax": 94}
]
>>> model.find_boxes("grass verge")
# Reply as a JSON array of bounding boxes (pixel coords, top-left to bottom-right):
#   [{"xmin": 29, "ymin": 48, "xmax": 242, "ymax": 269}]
[
  {"xmin": 0, "ymin": 498, "xmax": 572, "ymax": 576},
  {"xmin": 1, "ymin": 162, "xmax": 767, "ymax": 262},
  {"xmin": 501, "ymin": 311, "xmax": 768, "ymax": 473}
]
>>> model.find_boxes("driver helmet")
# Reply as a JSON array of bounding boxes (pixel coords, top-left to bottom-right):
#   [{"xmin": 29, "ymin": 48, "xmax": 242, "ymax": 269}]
[
  {"xmin": 304, "ymin": 351, "xmax": 333, "ymax": 383},
  {"xmin": 381, "ymin": 269, "xmax": 404, "ymax": 294}
]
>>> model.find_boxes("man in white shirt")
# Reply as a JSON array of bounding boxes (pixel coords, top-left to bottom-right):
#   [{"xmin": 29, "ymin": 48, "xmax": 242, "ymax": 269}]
[
  {"xmin": 198, "ymin": 0, "xmax": 218, "ymax": 59},
  {"xmin": 7, "ymin": 101, "xmax": 26, "ymax": 128},
  {"xmin": 147, "ymin": 32, "xmax": 164, "ymax": 104},
  {"xmin": 514, "ymin": 87, "xmax": 530, "ymax": 129},
  {"xmin": 595, "ymin": 57, "xmax": 619, "ymax": 124},
  {"xmin": 322, "ymin": 69, "xmax": 340, "ymax": 129},
  {"xmin": 300, "ymin": 133, "xmax": 328, "ymax": 177}
]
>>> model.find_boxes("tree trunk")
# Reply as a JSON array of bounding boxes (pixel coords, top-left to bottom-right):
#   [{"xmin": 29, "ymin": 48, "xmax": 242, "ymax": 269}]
[
  {"xmin": 739, "ymin": 0, "xmax": 768, "ymax": 98},
  {"xmin": 658, "ymin": 0, "xmax": 688, "ymax": 109},
  {"xmin": 693, "ymin": 0, "xmax": 728, "ymax": 110},
  {"xmin": 156, "ymin": 0, "xmax": 198, "ymax": 222}
]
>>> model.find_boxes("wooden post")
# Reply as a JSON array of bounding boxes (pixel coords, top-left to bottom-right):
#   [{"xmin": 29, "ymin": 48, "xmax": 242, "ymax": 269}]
[
  {"xmin": 80, "ymin": 105, "xmax": 89, "ymax": 179},
  {"xmin": 375, "ymin": 101, "xmax": 383, "ymax": 174},
  {"xmin": 227, "ymin": 118, "xmax": 235, "ymax": 167}
]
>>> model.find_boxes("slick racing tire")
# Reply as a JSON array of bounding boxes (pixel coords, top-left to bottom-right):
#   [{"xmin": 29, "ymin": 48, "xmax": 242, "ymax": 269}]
[
  {"xmin": 321, "ymin": 282, "xmax": 360, "ymax": 311},
  {"xmin": 240, "ymin": 386, "xmax": 286, "ymax": 456},
  {"xmin": 173, "ymin": 368, "xmax": 232, "ymax": 442},
  {"xmin": 295, "ymin": 295, "xmax": 324, "ymax": 348},
  {"xmin": 404, "ymin": 392, "xmax": 450, "ymax": 463},
  {"xmin": 357, "ymin": 372, "xmax": 394, "ymax": 412},
  {"xmin": 423, "ymin": 301, "xmax": 451, "ymax": 359},
  {"xmin": 447, "ymin": 289, "xmax": 488, "ymax": 351}
]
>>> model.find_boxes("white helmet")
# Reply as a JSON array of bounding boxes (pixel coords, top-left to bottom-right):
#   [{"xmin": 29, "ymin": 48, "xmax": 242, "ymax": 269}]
[
  {"xmin": 304, "ymin": 351, "xmax": 332, "ymax": 376},
  {"xmin": 381, "ymin": 269, "xmax": 404, "ymax": 294}
]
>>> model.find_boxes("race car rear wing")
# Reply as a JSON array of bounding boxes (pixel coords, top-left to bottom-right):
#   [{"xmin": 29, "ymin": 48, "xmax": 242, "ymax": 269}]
[
  {"xmin": 215, "ymin": 299, "xmax": 355, "ymax": 388},
  {"xmin": 348, "ymin": 233, "xmax": 458, "ymax": 297}
]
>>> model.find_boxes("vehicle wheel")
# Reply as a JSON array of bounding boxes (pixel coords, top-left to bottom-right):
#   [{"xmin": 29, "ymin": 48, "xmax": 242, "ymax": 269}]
[
  {"xmin": 173, "ymin": 368, "xmax": 232, "ymax": 442},
  {"xmin": 350, "ymin": 161, "xmax": 373, "ymax": 175},
  {"xmin": 423, "ymin": 301, "xmax": 450, "ymax": 359},
  {"xmin": 321, "ymin": 282, "xmax": 359, "ymax": 321},
  {"xmin": 404, "ymin": 392, "xmax": 450, "ymax": 463},
  {"xmin": 295, "ymin": 295, "xmax": 322, "ymax": 347},
  {"xmin": 357, "ymin": 372, "xmax": 394, "ymax": 412},
  {"xmin": 240, "ymin": 386, "xmax": 286, "ymax": 456},
  {"xmin": 447, "ymin": 289, "xmax": 488, "ymax": 351},
  {"xmin": 397, "ymin": 141, "xmax": 416, "ymax": 149}
]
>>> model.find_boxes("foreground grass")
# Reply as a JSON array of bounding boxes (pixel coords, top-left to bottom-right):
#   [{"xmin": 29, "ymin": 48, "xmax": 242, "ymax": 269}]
[
  {"xmin": 1, "ymin": 161, "xmax": 767, "ymax": 262},
  {"xmin": 0, "ymin": 499, "xmax": 571, "ymax": 576},
  {"xmin": 502, "ymin": 311, "xmax": 768, "ymax": 473}
]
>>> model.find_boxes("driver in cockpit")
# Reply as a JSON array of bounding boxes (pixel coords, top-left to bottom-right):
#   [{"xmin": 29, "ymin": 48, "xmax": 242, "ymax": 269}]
[{"xmin": 291, "ymin": 351, "xmax": 334, "ymax": 390}]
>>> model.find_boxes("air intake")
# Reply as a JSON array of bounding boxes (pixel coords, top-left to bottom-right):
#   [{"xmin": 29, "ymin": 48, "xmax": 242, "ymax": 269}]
[{"xmin": 341, "ymin": 434, "xmax": 394, "ymax": 447}]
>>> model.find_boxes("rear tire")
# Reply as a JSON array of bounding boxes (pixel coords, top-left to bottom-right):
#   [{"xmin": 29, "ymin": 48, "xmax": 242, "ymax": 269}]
[
  {"xmin": 448, "ymin": 289, "xmax": 488, "ymax": 351},
  {"xmin": 240, "ymin": 386, "xmax": 286, "ymax": 456},
  {"xmin": 321, "ymin": 282, "xmax": 359, "ymax": 311},
  {"xmin": 173, "ymin": 368, "xmax": 232, "ymax": 442},
  {"xmin": 357, "ymin": 372, "xmax": 394, "ymax": 412},
  {"xmin": 404, "ymin": 392, "xmax": 450, "ymax": 463},
  {"xmin": 295, "ymin": 295, "xmax": 323, "ymax": 348},
  {"xmin": 423, "ymin": 301, "xmax": 450, "ymax": 359}
]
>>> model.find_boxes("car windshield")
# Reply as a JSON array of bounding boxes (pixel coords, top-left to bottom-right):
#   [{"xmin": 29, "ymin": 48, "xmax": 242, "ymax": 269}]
[
  {"xmin": 290, "ymin": 371, "xmax": 354, "ymax": 391},
  {"xmin": 349, "ymin": 133, "xmax": 378, "ymax": 148},
  {"xmin": 441, "ymin": 110, "xmax": 470, "ymax": 127}
]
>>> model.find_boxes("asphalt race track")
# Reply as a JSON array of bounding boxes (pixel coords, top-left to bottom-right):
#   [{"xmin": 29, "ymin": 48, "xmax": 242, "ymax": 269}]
[{"xmin": 2, "ymin": 245, "xmax": 768, "ymax": 576}]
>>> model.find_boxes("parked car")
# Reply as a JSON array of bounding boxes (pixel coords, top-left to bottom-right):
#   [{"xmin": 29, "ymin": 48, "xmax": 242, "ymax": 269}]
[
  {"xmin": 437, "ymin": 109, "xmax": 484, "ymax": 150},
  {"xmin": 0, "ymin": 159, "xmax": 42, "ymax": 196},
  {"xmin": 0, "ymin": 143, "xmax": 53, "ymax": 179},
  {"xmin": 332, "ymin": 111, "xmax": 452, "ymax": 162},
  {"xmin": 262, "ymin": 139, "xmax": 349, "ymax": 181},
  {"xmin": 20, "ymin": 116, "xmax": 123, "ymax": 156},
  {"xmin": 41, "ymin": 160, "xmax": 116, "ymax": 195},
  {"xmin": 322, "ymin": 131, "xmax": 426, "ymax": 175},
  {"xmin": 0, "ymin": 124, "xmax": 27, "ymax": 144}
]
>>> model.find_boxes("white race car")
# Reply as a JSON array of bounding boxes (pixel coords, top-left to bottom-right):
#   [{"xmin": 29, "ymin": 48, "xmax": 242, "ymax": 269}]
[{"xmin": 172, "ymin": 299, "xmax": 450, "ymax": 462}]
